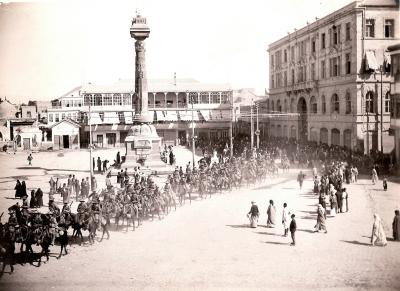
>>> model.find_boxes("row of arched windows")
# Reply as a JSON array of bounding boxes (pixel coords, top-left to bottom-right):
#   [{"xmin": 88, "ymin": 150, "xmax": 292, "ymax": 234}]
[
  {"xmin": 267, "ymin": 91, "xmax": 390, "ymax": 115},
  {"xmin": 267, "ymin": 93, "xmax": 352, "ymax": 115}
]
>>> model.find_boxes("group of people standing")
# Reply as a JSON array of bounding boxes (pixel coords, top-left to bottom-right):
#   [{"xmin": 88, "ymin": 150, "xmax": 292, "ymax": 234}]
[
  {"xmin": 14, "ymin": 180, "xmax": 43, "ymax": 208},
  {"xmin": 49, "ymin": 174, "xmax": 96, "ymax": 204},
  {"xmin": 247, "ymin": 200, "xmax": 297, "ymax": 246}
]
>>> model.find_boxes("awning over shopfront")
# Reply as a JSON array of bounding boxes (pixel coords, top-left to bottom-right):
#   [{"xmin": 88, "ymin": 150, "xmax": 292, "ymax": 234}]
[
  {"xmin": 90, "ymin": 112, "xmax": 103, "ymax": 125},
  {"xmin": 220, "ymin": 110, "xmax": 231, "ymax": 120},
  {"xmin": 210, "ymin": 110, "xmax": 222, "ymax": 120},
  {"xmin": 200, "ymin": 110, "xmax": 210, "ymax": 121},
  {"xmin": 103, "ymin": 112, "xmax": 120, "ymax": 124},
  {"xmin": 164, "ymin": 111, "xmax": 178, "ymax": 121},
  {"xmin": 155, "ymin": 111, "xmax": 165, "ymax": 122},
  {"xmin": 123, "ymin": 111, "xmax": 133, "ymax": 124},
  {"xmin": 365, "ymin": 51, "xmax": 379, "ymax": 71},
  {"xmin": 178, "ymin": 111, "xmax": 192, "ymax": 121}
]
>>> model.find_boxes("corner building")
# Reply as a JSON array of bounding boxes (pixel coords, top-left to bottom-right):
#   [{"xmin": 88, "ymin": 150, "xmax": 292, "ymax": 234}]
[{"xmin": 267, "ymin": 0, "xmax": 399, "ymax": 153}]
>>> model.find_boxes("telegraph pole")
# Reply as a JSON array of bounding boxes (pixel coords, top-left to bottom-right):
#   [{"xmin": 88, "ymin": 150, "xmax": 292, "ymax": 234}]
[
  {"xmin": 380, "ymin": 66, "xmax": 383, "ymax": 153},
  {"xmin": 229, "ymin": 99, "xmax": 233, "ymax": 158},
  {"xmin": 190, "ymin": 93, "xmax": 195, "ymax": 168},
  {"xmin": 88, "ymin": 96, "xmax": 93, "ymax": 192},
  {"xmin": 256, "ymin": 101, "xmax": 260, "ymax": 149},
  {"xmin": 250, "ymin": 101, "xmax": 254, "ymax": 150}
]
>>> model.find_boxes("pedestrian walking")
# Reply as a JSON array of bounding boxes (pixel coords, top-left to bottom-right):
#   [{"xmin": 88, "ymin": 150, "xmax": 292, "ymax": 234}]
[
  {"xmin": 14, "ymin": 180, "xmax": 22, "ymax": 199},
  {"xmin": 266, "ymin": 200, "xmax": 276, "ymax": 228},
  {"xmin": 35, "ymin": 188, "xmax": 43, "ymax": 207},
  {"xmin": 314, "ymin": 204, "xmax": 327, "ymax": 233},
  {"xmin": 330, "ymin": 193, "xmax": 337, "ymax": 217},
  {"xmin": 75, "ymin": 178, "xmax": 80, "ymax": 200},
  {"xmin": 116, "ymin": 151, "xmax": 121, "ymax": 165},
  {"xmin": 290, "ymin": 214, "xmax": 297, "ymax": 246},
  {"xmin": 27, "ymin": 153, "xmax": 33, "ymax": 166},
  {"xmin": 282, "ymin": 203, "xmax": 290, "ymax": 236},
  {"xmin": 97, "ymin": 157, "xmax": 102, "ymax": 173},
  {"xmin": 29, "ymin": 190, "xmax": 37, "ymax": 208},
  {"xmin": 61, "ymin": 183, "xmax": 69, "ymax": 204},
  {"xmin": 371, "ymin": 214, "xmax": 387, "ymax": 246},
  {"xmin": 383, "ymin": 177, "xmax": 388, "ymax": 191},
  {"xmin": 21, "ymin": 181, "xmax": 27, "ymax": 197},
  {"xmin": 247, "ymin": 201, "xmax": 259, "ymax": 228},
  {"xmin": 342, "ymin": 188, "xmax": 348, "ymax": 212},
  {"xmin": 49, "ymin": 177, "xmax": 56, "ymax": 192},
  {"xmin": 392, "ymin": 210, "xmax": 400, "ymax": 241},
  {"xmin": 371, "ymin": 167, "xmax": 378, "ymax": 185},
  {"xmin": 297, "ymin": 171, "xmax": 305, "ymax": 190}
]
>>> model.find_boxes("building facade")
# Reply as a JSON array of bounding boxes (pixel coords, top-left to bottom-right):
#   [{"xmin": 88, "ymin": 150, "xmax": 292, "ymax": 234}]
[
  {"xmin": 388, "ymin": 43, "xmax": 400, "ymax": 167},
  {"xmin": 47, "ymin": 79, "xmax": 236, "ymax": 149},
  {"xmin": 267, "ymin": 0, "xmax": 399, "ymax": 153}
]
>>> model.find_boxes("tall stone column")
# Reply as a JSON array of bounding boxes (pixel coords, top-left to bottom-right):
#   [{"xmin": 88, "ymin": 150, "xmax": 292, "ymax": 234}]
[{"xmin": 134, "ymin": 40, "xmax": 150, "ymax": 122}]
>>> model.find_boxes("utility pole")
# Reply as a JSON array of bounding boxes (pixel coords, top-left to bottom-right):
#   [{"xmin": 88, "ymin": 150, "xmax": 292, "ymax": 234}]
[
  {"xmin": 256, "ymin": 101, "xmax": 260, "ymax": 149},
  {"xmin": 380, "ymin": 66, "xmax": 383, "ymax": 153},
  {"xmin": 88, "ymin": 95, "xmax": 93, "ymax": 192},
  {"xmin": 229, "ymin": 98, "xmax": 233, "ymax": 158},
  {"xmin": 190, "ymin": 92, "xmax": 195, "ymax": 168},
  {"xmin": 250, "ymin": 100, "xmax": 254, "ymax": 150}
]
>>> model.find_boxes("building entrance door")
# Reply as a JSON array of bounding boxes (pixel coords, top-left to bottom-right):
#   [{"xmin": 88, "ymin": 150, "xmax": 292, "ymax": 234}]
[
  {"xmin": 23, "ymin": 138, "xmax": 30, "ymax": 150},
  {"xmin": 63, "ymin": 135, "xmax": 70, "ymax": 149},
  {"xmin": 97, "ymin": 135, "xmax": 103, "ymax": 148},
  {"xmin": 178, "ymin": 130, "xmax": 186, "ymax": 145}
]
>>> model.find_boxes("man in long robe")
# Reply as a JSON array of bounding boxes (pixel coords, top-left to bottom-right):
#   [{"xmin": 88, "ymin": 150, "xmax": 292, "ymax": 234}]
[
  {"xmin": 266, "ymin": 200, "xmax": 276, "ymax": 228},
  {"xmin": 247, "ymin": 201, "xmax": 259, "ymax": 228},
  {"xmin": 392, "ymin": 210, "xmax": 400, "ymax": 241}
]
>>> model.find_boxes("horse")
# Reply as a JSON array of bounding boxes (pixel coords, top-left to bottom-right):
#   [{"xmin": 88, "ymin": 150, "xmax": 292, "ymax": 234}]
[{"xmin": 87, "ymin": 213, "xmax": 99, "ymax": 244}]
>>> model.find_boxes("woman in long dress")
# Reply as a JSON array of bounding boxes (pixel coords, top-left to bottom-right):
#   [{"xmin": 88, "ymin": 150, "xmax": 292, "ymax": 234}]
[
  {"xmin": 371, "ymin": 213, "xmax": 387, "ymax": 246},
  {"xmin": 341, "ymin": 188, "xmax": 348, "ymax": 212},
  {"xmin": 314, "ymin": 204, "xmax": 328, "ymax": 233},
  {"xmin": 266, "ymin": 200, "xmax": 276, "ymax": 228},
  {"xmin": 330, "ymin": 193, "xmax": 337, "ymax": 217},
  {"xmin": 371, "ymin": 168, "xmax": 379, "ymax": 185}
]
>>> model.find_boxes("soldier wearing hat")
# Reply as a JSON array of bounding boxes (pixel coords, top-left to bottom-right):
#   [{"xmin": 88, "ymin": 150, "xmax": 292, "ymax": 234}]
[
  {"xmin": 48, "ymin": 198, "xmax": 60, "ymax": 216},
  {"xmin": 8, "ymin": 210, "xmax": 18, "ymax": 226},
  {"xmin": 61, "ymin": 202, "xmax": 71, "ymax": 214}
]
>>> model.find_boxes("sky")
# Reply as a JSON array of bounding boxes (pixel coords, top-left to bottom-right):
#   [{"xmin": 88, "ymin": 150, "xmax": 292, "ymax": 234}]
[{"xmin": 0, "ymin": 0, "xmax": 354, "ymax": 103}]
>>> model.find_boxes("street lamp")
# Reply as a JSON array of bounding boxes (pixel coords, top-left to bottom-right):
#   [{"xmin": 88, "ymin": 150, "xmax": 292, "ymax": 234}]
[
  {"xmin": 87, "ymin": 93, "xmax": 93, "ymax": 191},
  {"xmin": 250, "ymin": 99, "xmax": 254, "ymax": 150},
  {"xmin": 229, "ymin": 94, "xmax": 233, "ymax": 159},
  {"xmin": 187, "ymin": 91, "xmax": 196, "ymax": 168}
]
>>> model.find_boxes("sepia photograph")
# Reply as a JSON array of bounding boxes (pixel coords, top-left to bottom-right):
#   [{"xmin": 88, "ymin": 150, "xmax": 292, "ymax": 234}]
[{"xmin": 0, "ymin": 0, "xmax": 399, "ymax": 290}]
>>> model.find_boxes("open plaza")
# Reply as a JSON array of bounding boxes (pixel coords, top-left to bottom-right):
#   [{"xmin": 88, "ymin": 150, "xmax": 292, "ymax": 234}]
[{"xmin": 1, "ymin": 0, "xmax": 400, "ymax": 290}]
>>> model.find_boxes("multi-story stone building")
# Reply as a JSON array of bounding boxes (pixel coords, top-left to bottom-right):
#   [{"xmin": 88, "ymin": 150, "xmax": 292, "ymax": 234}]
[
  {"xmin": 47, "ymin": 78, "xmax": 236, "ymax": 149},
  {"xmin": 388, "ymin": 43, "xmax": 400, "ymax": 167},
  {"xmin": 267, "ymin": 0, "xmax": 399, "ymax": 154}
]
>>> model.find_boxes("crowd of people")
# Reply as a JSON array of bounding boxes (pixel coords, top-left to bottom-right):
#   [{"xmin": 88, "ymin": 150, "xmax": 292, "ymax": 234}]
[{"xmin": 1, "ymin": 136, "xmax": 399, "ymax": 276}]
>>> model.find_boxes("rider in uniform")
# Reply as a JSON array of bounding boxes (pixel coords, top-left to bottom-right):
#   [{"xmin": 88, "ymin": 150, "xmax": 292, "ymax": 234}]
[{"xmin": 48, "ymin": 198, "xmax": 60, "ymax": 216}]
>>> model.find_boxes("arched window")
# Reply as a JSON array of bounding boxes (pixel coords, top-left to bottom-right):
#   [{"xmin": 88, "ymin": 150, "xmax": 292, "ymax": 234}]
[
  {"xmin": 310, "ymin": 96, "xmax": 317, "ymax": 113},
  {"xmin": 266, "ymin": 100, "xmax": 270, "ymax": 112},
  {"xmin": 345, "ymin": 92, "xmax": 352, "ymax": 114},
  {"xmin": 284, "ymin": 99, "xmax": 288, "ymax": 112},
  {"xmin": 321, "ymin": 95, "xmax": 326, "ymax": 114},
  {"xmin": 384, "ymin": 92, "xmax": 390, "ymax": 113},
  {"xmin": 271, "ymin": 100, "xmax": 275, "ymax": 112},
  {"xmin": 331, "ymin": 94, "xmax": 340, "ymax": 113},
  {"xmin": 366, "ymin": 91, "xmax": 375, "ymax": 113},
  {"xmin": 277, "ymin": 100, "xmax": 281, "ymax": 112}
]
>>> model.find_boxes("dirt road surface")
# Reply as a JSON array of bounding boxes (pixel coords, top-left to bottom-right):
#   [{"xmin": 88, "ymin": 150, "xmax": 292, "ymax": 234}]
[{"xmin": 0, "ymin": 150, "xmax": 399, "ymax": 291}]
